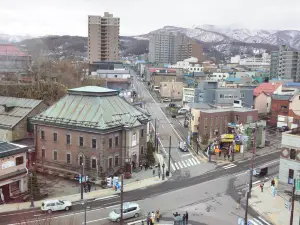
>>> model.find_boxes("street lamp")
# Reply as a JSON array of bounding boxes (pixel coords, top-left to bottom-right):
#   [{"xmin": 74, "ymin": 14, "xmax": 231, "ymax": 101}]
[
  {"xmin": 29, "ymin": 173, "xmax": 34, "ymax": 207},
  {"xmin": 81, "ymin": 200, "xmax": 90, "ymax": 225}
]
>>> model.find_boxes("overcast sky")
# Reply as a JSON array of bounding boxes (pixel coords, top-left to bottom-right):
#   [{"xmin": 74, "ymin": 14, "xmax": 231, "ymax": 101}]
[{"xmin": 1, "ymin": 0, "xmax": 300, "ymax": 37}]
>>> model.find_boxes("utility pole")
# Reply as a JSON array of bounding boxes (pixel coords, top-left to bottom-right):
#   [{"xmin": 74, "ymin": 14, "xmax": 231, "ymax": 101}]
[
  {"xmin": 290, "ymin": 178, "xmax": 295, "ymax": 225},
  {"xmin": 81, "ymin": 163, "xmax": 84, "ymax": 200},
  {"xmin": 168, "ymin": 136, "xmax": 171, "ymax": 173},
  {"xmin": 244, "ymin": 125, "xmax": 257, "ymax": 224},
  {"xmin": 120, "ymin": 174, "xmax": 124, "ymax": 225},
  {"xmin": 154, "ymin": 119, "xmax": 157, "ymax": 152}
]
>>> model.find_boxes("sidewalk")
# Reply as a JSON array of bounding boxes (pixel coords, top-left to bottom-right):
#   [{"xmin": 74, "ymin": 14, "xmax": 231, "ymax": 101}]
[
  {"xmin": 0, "ymin": 176, "xmax": 168, "ymax": 214},
  {"xmin": 249, "ymin": 181, "xmax": 299, "ymax": 225}
]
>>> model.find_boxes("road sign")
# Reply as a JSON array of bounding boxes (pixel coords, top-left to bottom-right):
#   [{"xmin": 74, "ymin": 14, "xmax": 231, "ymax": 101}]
[{"xmin": 296, "ymin": 179, "xmax": 300, "ymax": 191}]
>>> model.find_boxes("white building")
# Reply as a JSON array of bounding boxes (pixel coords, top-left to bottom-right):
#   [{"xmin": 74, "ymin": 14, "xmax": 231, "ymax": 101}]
[
  {"xmin": 279, "ymin": 128, "xmax": 300, "ymax": 191},
  {"xmin": 239, "ymin": 53, "xmax": 271, "ymax": 70},
  {"xmin": 91, "ymin": 69, "xmax": 131, "ymax": 79},
  {"xmin": 230, "ymin": 55, "xmax": 241, "ymax": 64},
  {"xmin": 168, "ymin": 57, "xmax": 204, "ymax": 72},
  {"xmin": 209, "ymin": 72, "xmax": 230, "ymax": 81},
  {"xmin": 182, "ymin": 87, "xmax": 195, "ymax": 103}
]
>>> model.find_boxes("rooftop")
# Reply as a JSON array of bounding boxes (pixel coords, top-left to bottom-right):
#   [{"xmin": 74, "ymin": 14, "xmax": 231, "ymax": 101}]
[
  {"xmin": 200, "ymin": 107, "xmax": 257, "ymax": 113},
  {"xmin": 32, "ymin": 86, "xmax": 150, "ymax": 131},
  {"xmin": 0, "ymin": 97, "xmax": 43, "ymax": 129},
  {"xmin": 0, "ymin": 44, "xmax": 28, "ymax": 57},
  {"xmin": 0, "ymin": 141, "xmax": 29, "ymax": 158},
  {"xmin": 271, "ymin": 94, "xmax": 293, "ymax": 101},
  {"xmin": 96, "ymin": 69, "xmax": 130, "ymax": 74},
  {"xmin": 253, "ymin": 83, "xmax": 281, "ymax": 96}
]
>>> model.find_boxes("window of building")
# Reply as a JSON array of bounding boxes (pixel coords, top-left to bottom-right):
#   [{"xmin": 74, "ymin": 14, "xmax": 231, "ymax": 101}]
[
  {"xmin": 15, "ymin": 156, "xmax": 24, "ymax": 166},
  {"xmin": 53, "ymin": 132, "xmax": 58, "ymax": 142},
  {"xmin": 141, "ymin": 129, "xmax": 144, "ymax": 137},
  {"xmin": 53, "ymin": 151, "xmax": 58, "ymax": 161},
  {"xmin": 79, "ymin": 137, "xmax": 84, "ymax": 147},
  {"xmin": 241, "ymin": 93, "xmax": 245, "ymax": 98},
  {"xmin": 109, "ymin": 138, "xmax": 113, "ymax": 148},
  {"xmin": 108, "ymin": 157, "xmax": 113, "ymax": 168},
  {"xmin": 114, "ymin": 155, "xmax": 119, "ymax": 166},
  {"xmin": 91, "ymin": 158, "xmax": 97, "ymax": 169},
  {"xmin": 41, "ymin": 130, "xmax": 45, "ymax": 140},
  {"xmin": 290, "ymin": 149, "xmax": 296, "ymax": 160},
  {"xmin": 66, "ymin": 134, "xmax": 71, "ymax": 145},
  {"xmin": 66, "ymin": 153, "xmax": 71, "ymax": 164},
  {"xmin": 281, "ymin": 105, "xmax": 288, "ymax": 109},
  {"xmin": 92, "ymin": 138, "xmax": 97, "ymax": 149},
  {"xmin": 288, "ymin": 169, "xmax": 294, "ymax": 184},
  {"xmin": 141, "ymin": 146, "xmax": 144, "ymax": 155},
  {"xmin": 115, "ymin": 136, "xmax": 119, "ymax": 146},
  {"xmin": 79, "ymin": 154, "xmax": 83, "ymax": 165},
  {"xmin": 132, "ymin": 133, "xmax": 137, "ymax": 146},
  {"xmin": 220, "ymin": 94, "xmax": 224, "ymax": 98},
  {"xmin": 42, "ymin": 148, "xmax": 45, "ymax": 158}
]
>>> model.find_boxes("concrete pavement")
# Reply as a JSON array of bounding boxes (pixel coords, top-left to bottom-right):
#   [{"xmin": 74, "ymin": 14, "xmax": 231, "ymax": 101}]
[{"xmin": 249, "ymin": 180, "xmax": 299, "ymax": 225}]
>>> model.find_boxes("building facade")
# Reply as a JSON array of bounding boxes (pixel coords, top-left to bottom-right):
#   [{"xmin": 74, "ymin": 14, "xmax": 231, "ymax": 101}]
[
  {"xmin": 0, "ymin": 142, "xmax": 29, "ymax": 203},
  {"xmin": 270, "ymin": 94, "xmax": 293, "ymax": 126},
  {"xmin": 279, "ymin": 128, "xmax": 300, "ymax": 189},
  {"xmin": 31, "ymin": 86, "xmax": 150, "ymax": 181},
  {"xmin": 88, "ymin": 12, "xmax": 120, "ymax": 63},
  {"xmin": 160, "ymin": 82, "xmax": 183, "ymax": 100},
  {"xmin": 270, "ymin": 45, "xmax": 300, "ymax": 81}
]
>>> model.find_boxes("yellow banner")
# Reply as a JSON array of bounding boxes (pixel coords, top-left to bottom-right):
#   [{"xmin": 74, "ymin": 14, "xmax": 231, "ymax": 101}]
[{"xmin": 221, "ymin": 134, "xmax": 234, "ymax": 139}]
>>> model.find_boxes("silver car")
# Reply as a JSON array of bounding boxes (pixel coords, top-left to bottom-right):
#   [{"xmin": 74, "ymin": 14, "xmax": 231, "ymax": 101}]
[{"xmin": 108, "ymin": 202, "xmax": 141, "ymax": 222}]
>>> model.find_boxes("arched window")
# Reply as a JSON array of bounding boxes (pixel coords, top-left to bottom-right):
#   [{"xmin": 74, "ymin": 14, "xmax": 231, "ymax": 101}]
[
  {"xmin": 90, "ymin": 156, "xmax": 97, "ymax": 169},
  {"xmin": 141, "ymin": 146, "xmax": 144, "ymax": 155},
  {"xmin": 78, "ymin": 153, "xmax": 84, "ymax": 165}
]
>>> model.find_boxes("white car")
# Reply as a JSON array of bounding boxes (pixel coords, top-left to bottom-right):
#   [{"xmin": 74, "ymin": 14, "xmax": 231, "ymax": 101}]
[
  {"xmin": 178, "ymin": 108, "xmax": 188, "ymax": 114},
  {"xmin": 41, "ymin": 199, "xmax": 72, "ymax": 213},
  {"xmin": 162, "ymin": 98, "xmax": 171, "ymax": 102},
  {"xmin": 108, "ymin": 202, "xmax": 141, "ymax": 222}
]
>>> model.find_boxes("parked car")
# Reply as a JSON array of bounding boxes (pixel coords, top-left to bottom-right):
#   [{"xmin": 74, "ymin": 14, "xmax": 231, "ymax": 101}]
[
  {"xmin": 41, "ymin": 200, "xmax": 72, "ymax": 213},
  {"xmin": 179, "ymin": 141, "xmax": 188, "ymax": 152},
  {"xmin": 278, "ymin": 126, "xmax": 289, "ymax": 132},
  {"xmin": 162, "ymin": 98, "xmax": 171, "ymax": 102},
  {"xmin": 108, "ymin": 202, "xmax": 141, "ymax": 222}
]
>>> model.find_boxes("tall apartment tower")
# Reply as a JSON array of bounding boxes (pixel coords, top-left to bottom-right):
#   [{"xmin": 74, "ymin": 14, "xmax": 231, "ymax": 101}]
[
  {"xmin": 88, "ymin": 12, "xmax": 120, "ymax": 63},
  {"xmin": 149, "ymin": 32, "xmax": 203, "ymax": 64},
  {"xmin": 270, "ymin": 45, "xmax": 300, "ymax": 81}
]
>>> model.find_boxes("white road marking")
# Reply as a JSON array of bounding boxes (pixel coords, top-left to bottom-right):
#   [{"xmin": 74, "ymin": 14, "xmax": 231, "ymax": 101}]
[
  {"xmin": 127, "ymin": 219, "xmax": 146, "ymax": 225},
  {"xmin": 181, "ymin": 153, "xmax": 191, "ymax": 157},
  {"xmin": 104, "ymin": 204, "xmax": 119, "ymax": 209},
  {"xmin": 174, "ymin": 162, "xmax": 180, "ymax": 170},
  {"xmin": 258, "ymin": 216, "xmax": 272, "ymax": 225},
  {"xmin": 177, "ymin": 161, "xmax": 183, "ymax": 169},
  {"xmin": 194, "ymin": 157, "xmax": 200, "ymax": 164},
  {"xmin": 252, "ymin": 180, "xmax": 261, "ymax": 186},
  {"xmin": 185, "ymin": 160, "xmax": 191, "ymax": 166},
  {"xmin": 188, "ymin": 158, "xmax": 195, "ymax": 166},
  {"xmin": 170, "ymin": 162, "xmax": 176, "ymax": 171},
  {"xmin": 84, "ymin": 217, "xmax": 109, "ymax": 224},
  {"xmin": 261, "ymin": 159, "xmax": 279, "ymax": 167},
  {"xmin": 181, "ymin": 161, "xmax": 187, "ymax": 167},
  {"xmin": 223, "ymin": 164, "xmax": 237, "ymax": 169},
  {"xmin": 235, "ymin": 171, "xmax": 247, "ymax": 177},
  {"xmin": 94, "ymin": 195, "xmax": 118, "ymax": 201},
  {"xmin": 191, "ymin": 158, "xmax": 197, "ymax": 165},
  {"xmin": 33, "ymin": 214, "xmax": 44, "ymax": 217},
  {"xmin": 252, "ymin": 218, "xmax": 264, "ymax": 225}
]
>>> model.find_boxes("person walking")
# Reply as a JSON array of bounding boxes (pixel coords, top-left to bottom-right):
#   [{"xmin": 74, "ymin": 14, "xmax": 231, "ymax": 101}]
[
  {"xmin": 236, "ymin": 197, "xmax": 241, "ymax": 210},
  {"xmin": 185, "ymin": 211, "xmax": 188, "ymax": 224},
  {"xmin": 155, "ymin": 210, "xmax": 160, "ymax": 222},
  {"xmin": 147, "ymin": 212, "xmax": 151, "ymax": 225},
  {"xmin": 87, "ymin": 182, "xmax": 91, "ymax": 192},
  {"xmin": 271, "ymin": 178, "xmax": 275, "ymax": 186},
  {"xmin": 260, "ymin": 182, "xmax": 264, "ymax": 192},
  {"xmin": 182, "ymin": 214, "xmax": 186, "ymax": 225}
]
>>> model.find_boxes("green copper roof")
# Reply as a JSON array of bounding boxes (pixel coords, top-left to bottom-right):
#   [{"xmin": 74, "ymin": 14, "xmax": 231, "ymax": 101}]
[{"xmin": 31, "ymin": 86, "xmax": 150, "ymax": 131}]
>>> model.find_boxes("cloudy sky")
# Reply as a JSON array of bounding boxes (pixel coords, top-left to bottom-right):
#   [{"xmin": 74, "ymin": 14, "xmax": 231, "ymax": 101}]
[{"xmin": 1, "ymin": 0, "xmax": 300, "ymax": 37}]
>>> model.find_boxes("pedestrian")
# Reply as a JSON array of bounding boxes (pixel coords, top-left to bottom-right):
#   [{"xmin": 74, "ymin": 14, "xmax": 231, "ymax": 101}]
[
  {"xmin": 147, "ymin": 212, "xmax": 151, "ymax": 225},
  {"xmin": 224, "ymin": 150, "xmax": 227, "ymax": 160},
  {"xmin": 155, "ymin": 210, "xmax": 160, "ymax": 222},
  {"xmin": 219, "ymin": 148, "xmax": 222, "ymax": 157},
  {"xmin": 140, "ymin": 162, "xmax": 143, "ymax": 171},
  {"xmin": 271, "ymin": 178, "xmax": 275, "ymax": 186},
  {"xmin": 182, "ymin": 214, "xmax": 186, "ymax": 225},
  {"xmin": 185, "ymin": 211, "xmax": 188, "ymax": 224},
  {"xmin": 153, "ymin": 169, "xmax": 155, "ymax": 176},
  {"xmin": 260, "ymin": 182, "xmax": 264, "ymax": 192},
  {"xmin": 173, "ymin": 212, "xmax": 179, "ymax": 217},
  {"xmin": 236, "ymin": 197, "xmax": 241, "ymax": 210}
]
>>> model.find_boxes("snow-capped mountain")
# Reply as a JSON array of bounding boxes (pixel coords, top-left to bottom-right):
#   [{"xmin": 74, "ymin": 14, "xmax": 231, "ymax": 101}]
[{"xmin": 0, "ymin": 34, "xmax": 32, "ymax": 44}]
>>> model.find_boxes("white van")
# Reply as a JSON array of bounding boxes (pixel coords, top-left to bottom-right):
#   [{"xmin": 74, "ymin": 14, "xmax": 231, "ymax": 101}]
[{"xmin": 178, "ymin": 108, "xmax": 188, "ymax": 114}]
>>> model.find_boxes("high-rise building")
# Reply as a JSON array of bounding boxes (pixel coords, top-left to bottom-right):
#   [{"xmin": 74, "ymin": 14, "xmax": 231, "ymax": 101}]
[
  {"xmin": 148, "ymin": 32, "xmax": 202, "ymax": 64},
  {"xmin": 270, "ymin": 45, "xmax": 300, "ymax": 81},
  {"xmin": 88, "ymin": 12, "xmax": 120, "ymax": 63}
]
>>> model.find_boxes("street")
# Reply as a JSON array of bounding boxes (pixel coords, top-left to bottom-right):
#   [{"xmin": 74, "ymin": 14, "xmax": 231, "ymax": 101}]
[{"xmin": 2, "ymin": 150, "xmax": 280, "ymax": 225}]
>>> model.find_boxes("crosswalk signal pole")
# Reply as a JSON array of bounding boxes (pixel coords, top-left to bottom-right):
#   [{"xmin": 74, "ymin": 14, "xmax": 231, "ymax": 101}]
[
  {"xmin": 168, "ymin": 136, "xmax": 171, "ymax": 173},
  {"xmin": 120, "ymin": 173, "xmax": 124, "ymax": 225},
  {"xmin": 290, "ymin": 178, "xmax": 295, "ymax": 225},
  {"xmin": 81, "ymin": 163, "xmax": 84, "ymax": 200}
]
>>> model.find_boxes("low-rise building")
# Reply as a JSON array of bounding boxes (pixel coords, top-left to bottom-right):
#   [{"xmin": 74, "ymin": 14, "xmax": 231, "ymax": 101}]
[
  {"xmin": 270, "ymin": 95, "xmax": 293, "ymax": 126},
  {"xmin": 209, "ymin": 73, "xmax": 229, "ymax": 82},
  {"xmin": 0, "ymin": 141, "xmax": 30, "ymax": 203},
  {"xmin": 182, "ymin": 88, "xmax": 195, "ymax": 104},
  {"xmin": 197, "ymin": 107, "xmax": 258, "ymax": 142},
  {"xmin": 0, "ymin": 97, "xmax": 46, "ymax": 142},
  {"xmin": 31, "ymin": 86, "xmax": 150, "ymax": 181},
  {"xmin": 151, "ymin": 72, "xmax": 177, "ymax": 88},
  {"xmin": 279, "ymin": 128, "xmax": 300, "ymax": 189},
  {"xmin": 160, "ymin": 82, "xmax": 183, "ymax": 100}
]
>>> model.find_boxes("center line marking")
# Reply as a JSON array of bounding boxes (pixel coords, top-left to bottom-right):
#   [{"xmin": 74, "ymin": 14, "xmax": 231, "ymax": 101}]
[{"xmin": 181, "ymin": 153, "xmax": 191, "ymax": 157}]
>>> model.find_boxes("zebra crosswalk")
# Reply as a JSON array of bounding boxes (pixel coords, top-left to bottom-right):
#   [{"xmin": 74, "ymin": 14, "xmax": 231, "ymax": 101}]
[
  {"xmin": 248, "ymin": 216, "xmax": 272, "ymax": 225},
  {"xmin": 171, "ymin": 157, "xmax": 201, "ymax": 171}
]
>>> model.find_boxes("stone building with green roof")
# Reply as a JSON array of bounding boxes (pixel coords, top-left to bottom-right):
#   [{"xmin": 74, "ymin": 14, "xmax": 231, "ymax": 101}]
[{"xmin": 31, "ymin": 86, "xmax": 150, "ymax": 180}]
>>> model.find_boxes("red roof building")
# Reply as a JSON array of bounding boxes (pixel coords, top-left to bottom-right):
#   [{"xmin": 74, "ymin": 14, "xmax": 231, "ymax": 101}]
[
  {"xmin": 253, "ymin": 83, "xmax": 282, "ymax": 97},
  {"xmin": 0, "ymin": 44, "xmax": 28, "ymax": 57}
]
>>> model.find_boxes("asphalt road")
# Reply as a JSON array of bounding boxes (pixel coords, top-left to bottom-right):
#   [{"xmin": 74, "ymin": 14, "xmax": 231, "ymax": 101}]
[
  {"xmin": 131, "ymin": 70, "xmax": 202, "ymax": 174},
  {"xmin": 2, "ymin": 150, "xmax": 280, "ymax": 225}
]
